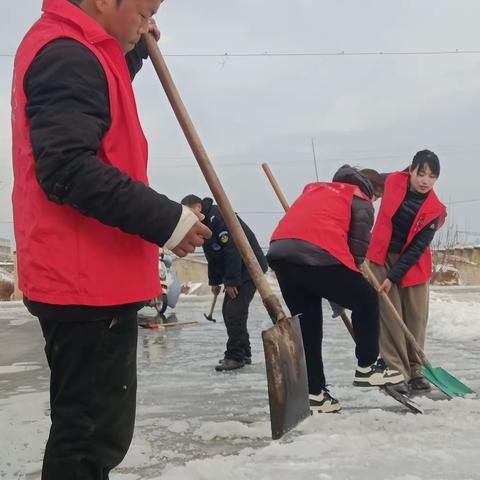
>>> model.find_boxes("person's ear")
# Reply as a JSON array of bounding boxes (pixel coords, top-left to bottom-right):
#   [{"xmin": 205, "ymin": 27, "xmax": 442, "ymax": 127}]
[{"xmin": 93, "ymin": 0, "xmax": 111, "ymax": 14}]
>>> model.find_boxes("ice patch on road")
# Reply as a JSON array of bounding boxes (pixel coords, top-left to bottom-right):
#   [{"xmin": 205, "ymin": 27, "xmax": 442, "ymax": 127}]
[
  {"xmin": 168, "ymin": 420, "xmax": 190, "ymax": 434},
  {"xmin": 8, "ymin": 317, "xmax": 34, "ymax": 326},
  {"xmin": 110, "ymin": 474, "xmax": 141, "ymax": 480},
  {"xmin": 0, "ymin": 362, "xmax": 41, "ymax": 375},
  {"xmin": 0, "ymin": 391, "xmax": 49, "ymax": 480}
]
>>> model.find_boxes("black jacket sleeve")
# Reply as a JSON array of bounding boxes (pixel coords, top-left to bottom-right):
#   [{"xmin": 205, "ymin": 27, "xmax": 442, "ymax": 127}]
[
  {"xmin": 125, "ymin": 37, "xmax": 149, "ymax": 80},
  {"xmin": 348, "ymin": 197, "xmax": 374, "ymax": 266},
  {"xmin": 388, "ymin": 218, "xmax": 438, "ymax": 283},
  {"xmin": 24, "ymin": 39, "xmax": 182, "ymax": 247}
]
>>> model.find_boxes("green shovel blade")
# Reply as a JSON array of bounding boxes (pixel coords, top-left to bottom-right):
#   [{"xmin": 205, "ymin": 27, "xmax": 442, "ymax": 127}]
[{"xmin": 422, "ymin": 364, "xmax": 474, "ymax": 398}]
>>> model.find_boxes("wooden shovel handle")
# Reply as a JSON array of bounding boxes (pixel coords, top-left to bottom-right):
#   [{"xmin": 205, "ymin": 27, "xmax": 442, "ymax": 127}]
[
  {"xmin": 262, "ymin": 164, "xmax": 290, "ymax": 212},
  {"xmin": 145, "ymin": 35, "xmax": 286, "ymax": 323},
  {"xmin": 208, "ymin": 293, "xmax": 218, "ymax": 317},
  {"xmin": 362, "ymin": 262, "xmax": 428, "ymax": 366}
]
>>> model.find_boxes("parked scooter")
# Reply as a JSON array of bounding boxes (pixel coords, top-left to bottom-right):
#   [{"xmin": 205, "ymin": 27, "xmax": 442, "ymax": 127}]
[{"xmin": 146, "ymin": 253, "xmax": 181, "ymax": 314}]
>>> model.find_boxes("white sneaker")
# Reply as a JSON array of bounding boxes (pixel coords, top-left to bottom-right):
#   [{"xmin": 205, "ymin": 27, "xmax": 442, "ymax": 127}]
[
  {"xmin": 309, "ymin": 389, "xmax": 342, "ymax": 413},
  {"xmin": 353, "ymin": 358, "xmax": 404, "ymax": 387}
]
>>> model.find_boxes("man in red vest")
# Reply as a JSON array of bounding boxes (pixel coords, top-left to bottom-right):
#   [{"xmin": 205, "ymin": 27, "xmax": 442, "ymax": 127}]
[
  {"xmin": 367, "ymin": 150, "xmax": 446, "ymax": 394},
  {"xmin": 267, "ymin": 165, "xmax": 404, "ymax": 414},
  {"xmin": 11, "ymin": 0, "xmax": 211, "ymax": 478}
]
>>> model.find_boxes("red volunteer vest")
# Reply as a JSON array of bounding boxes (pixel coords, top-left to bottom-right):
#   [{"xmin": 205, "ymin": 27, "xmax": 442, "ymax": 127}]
[
  {"xmin": 271, "ymin": 182, "xmax": 371, "ymax": 272},
  {"xmin": 11, "ymin": 0, "xmax": 160, "ymax": 305},
  {"xmin": 367, "ymin": 172, "xmax": 446, "ymax": 287}
]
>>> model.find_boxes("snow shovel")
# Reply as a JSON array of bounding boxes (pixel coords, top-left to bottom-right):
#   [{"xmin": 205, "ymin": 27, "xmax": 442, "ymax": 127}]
[
  {"xmin": 362, "ymin": 262, "xmax": 473, "ymax": 398},
  {"xmin": 145, "ymin": 34, "xmax": 310, "ymax": 440}
]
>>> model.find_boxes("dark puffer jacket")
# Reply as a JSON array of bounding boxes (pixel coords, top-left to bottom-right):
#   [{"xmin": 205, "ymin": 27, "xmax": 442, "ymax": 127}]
[
  {"xmin": 386, "ymin": 188, "xmax": 438, "ymax": 284},
  {"xmin": 267, "ymin": 165, "xmax": 374, "ymax": 268}
]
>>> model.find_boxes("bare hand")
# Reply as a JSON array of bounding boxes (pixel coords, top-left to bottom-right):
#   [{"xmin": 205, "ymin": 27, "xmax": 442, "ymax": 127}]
[
  {"xmin": 211, "ymin": 285, "xmax": 221, "ymax": 296},
  {"xmin": 172, "ymin": 221, "xmax": 211, "ymax": 257},
  {"xmin": 148, "ymin": 18, "xmax": 160, "ymax": 42},
  {"xmin": 225, "ymin": 286, "xmax": 239, "ymax": 299},
  {"xmin": 378, "ymin": 278, "xmax": 393, "ymax": 295}
]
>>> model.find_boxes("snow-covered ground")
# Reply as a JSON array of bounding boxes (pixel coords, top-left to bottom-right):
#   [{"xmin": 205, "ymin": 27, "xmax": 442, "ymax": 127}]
[{"xmin": 0, "ymin": 287, "xmax": 479, "ymax": 480}]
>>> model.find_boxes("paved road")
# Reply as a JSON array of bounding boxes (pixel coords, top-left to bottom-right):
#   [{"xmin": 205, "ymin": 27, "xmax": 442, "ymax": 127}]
[{"xmin": 0, "ymin": 291, "xmax": 479, "ymax": 479}]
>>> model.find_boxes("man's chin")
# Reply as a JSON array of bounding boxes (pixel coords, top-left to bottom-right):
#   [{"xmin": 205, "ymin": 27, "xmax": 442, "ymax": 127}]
[{"xmin": 123, "ymin": 42, "xmax": 137, "ymax": 54}]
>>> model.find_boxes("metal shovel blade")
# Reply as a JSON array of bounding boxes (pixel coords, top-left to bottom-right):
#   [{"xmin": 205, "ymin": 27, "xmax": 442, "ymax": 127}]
[
  {"xmin": 262, "ymin": 315, "xmax": 310, "ymax": 440},
  {"xmin": 422, "ymin": 364, "xmax": 474, "ymax": 398}
]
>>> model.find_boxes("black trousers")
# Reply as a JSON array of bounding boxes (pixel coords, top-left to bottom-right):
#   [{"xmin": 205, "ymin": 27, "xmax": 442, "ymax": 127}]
[
  {"xmin": 38, "ymin": 312, "xmax": 138, "ymax": 480},
  {"xmin": 270, "ymin": 261, "xmax": 379, "ymax": 395},
  {"xmin": 222, "ymin": 280, "xmax": 257, "ymax": 361}
]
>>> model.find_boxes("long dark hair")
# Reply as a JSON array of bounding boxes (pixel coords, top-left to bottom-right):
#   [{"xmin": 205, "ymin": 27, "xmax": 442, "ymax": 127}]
[
  {"xmin": 411, "ymin": 150, "xmax": 440, "ymax": 177},
  {"xmin": 360, "ymin": 168, "xmax": 385, "ymax": 198}
]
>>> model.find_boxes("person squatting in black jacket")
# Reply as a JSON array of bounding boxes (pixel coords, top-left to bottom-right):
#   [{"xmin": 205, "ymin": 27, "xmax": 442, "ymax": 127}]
[
  {"xmin": 181, "ymin": 196, "xmax": 268, "ymax": 371},
  {"xmin": 267, "ymin": 166, "xmax": 404, "ymax": 413}
]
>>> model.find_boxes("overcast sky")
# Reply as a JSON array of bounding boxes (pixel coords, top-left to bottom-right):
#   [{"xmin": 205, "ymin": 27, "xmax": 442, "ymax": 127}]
[{"xmin": 1, "ymin": 0, "xmax": 480, "ymax": 248}]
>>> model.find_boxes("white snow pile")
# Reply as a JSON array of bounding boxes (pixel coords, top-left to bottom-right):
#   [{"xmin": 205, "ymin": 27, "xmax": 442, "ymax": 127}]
[
  {"xmin": 433, "ymin": 263, "xmax": 458, "ymax": 273},
  {"xmin": 429, "ymin": 293, "xmax": 480, "ymax": 342},
  {"xmin": 156, "ymin": 398, "xmax": 480, "ymax": 480},
  {"xmin": 0, "ymin": 268, "xmax": 13, "ymax": 282},
  {"xmin": 193, "ymin": 420, "xmax": 270, "ymax": 441}
]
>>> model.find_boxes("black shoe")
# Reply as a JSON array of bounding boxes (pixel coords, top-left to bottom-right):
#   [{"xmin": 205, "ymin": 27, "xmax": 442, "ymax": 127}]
[
  {"xmin": 219, "ymin": 356, "xmax": 252, "ymax": 365},
  {"xmin": 353, "ymin": 358, "xmax": 404, "ymax": 387},
  {"xmin": 215, "ymin": 358, "xmax": 245, "ymax": 371},
  {"xmin": 408, "ymin": 376, "xmax": 431, "ymax": 391},
  {"xmin": 309, "ymin": 388, "xmax": 341, "ymax": 413}
]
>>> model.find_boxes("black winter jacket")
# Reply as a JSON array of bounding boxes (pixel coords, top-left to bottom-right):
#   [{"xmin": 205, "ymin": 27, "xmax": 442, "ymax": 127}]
[
  {"xmin": 25, "ymin": 38, "xmax": 182, "ymax": 249},
  {"xmin": 386, "ymin": 188, "xmax": 438, "ymax": 284},
  {"xmin": 23, "ymin": 38, "xmax": 181, "ymax": 319},
  {"xmin": 201, "ymin": 198, "xmax": 268, "ymax": 287},
  {"xmin": 267, "ymin": 165, "xmax": 374, "ymax": 268}
]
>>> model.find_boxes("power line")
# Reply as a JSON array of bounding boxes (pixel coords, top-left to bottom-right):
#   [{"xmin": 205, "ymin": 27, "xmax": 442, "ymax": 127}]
[
  {"xmin": 162, "ymin": 49, "xmax": 480, "ymax": 58},
  {"xmin": 449, "ymin": 198, "xmax": 480, "ymax": 205},
  {"xmin": 2, "ymin": 49, "xmax": 480, "ymax": 59}
]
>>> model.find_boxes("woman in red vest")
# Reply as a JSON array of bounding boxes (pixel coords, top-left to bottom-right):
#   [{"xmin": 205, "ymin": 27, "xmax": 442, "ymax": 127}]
[
  {"xmin": 367, "ymin": 150, "xmax": 446, "ymax": 394},
  {"xmin": 268, "ymin": 165, "xmax": 404, "ymax": 414}
]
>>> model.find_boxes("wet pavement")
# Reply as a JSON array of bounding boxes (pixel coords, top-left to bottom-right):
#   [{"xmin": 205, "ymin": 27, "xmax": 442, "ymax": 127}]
[{"xmin": 1, "ymin": 290, "xmax": 479, "ymax": 479}]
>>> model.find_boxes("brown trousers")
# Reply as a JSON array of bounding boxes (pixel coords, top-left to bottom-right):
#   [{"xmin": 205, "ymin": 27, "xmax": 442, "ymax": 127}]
[{"xmin": 368, "ymin": 254, "xmax": 429, "ymax": 381}]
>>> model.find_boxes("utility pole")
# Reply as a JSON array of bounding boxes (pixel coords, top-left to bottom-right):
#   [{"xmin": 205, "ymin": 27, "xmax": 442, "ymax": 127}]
[{"xmin": 311, "ymin": 137, "xmax": 319, "ymax": 181}]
